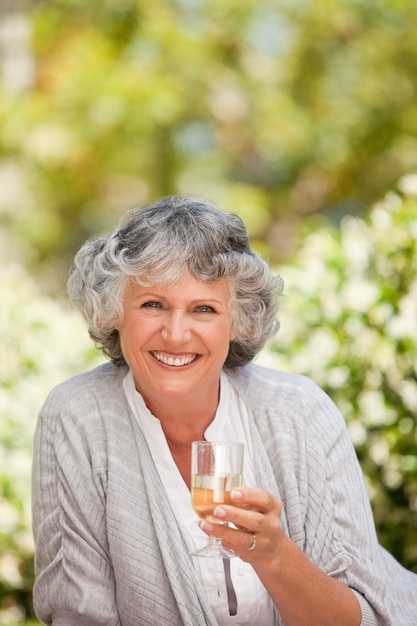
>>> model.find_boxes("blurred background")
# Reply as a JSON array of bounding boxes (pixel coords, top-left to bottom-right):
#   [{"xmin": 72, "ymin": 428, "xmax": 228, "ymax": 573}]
[{"xmin": 0, "ymin": 0, "xmax": 416, "ymax": 622}]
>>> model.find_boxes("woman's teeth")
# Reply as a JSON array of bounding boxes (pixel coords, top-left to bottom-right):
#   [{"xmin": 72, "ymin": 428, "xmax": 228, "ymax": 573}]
[{"xmin": 151, "ymin": 351, "xmax": 197, "ymax": 367}]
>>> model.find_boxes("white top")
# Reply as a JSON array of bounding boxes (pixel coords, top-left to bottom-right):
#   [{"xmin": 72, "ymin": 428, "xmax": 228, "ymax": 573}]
[{"xmin": 123, "ymin": 369, "xmax": 275, "ymax": 625}]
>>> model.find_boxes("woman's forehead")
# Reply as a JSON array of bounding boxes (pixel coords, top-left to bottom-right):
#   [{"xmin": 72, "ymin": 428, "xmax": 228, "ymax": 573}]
[{"xmin": 128, "ymin": 271, "xmax": 231, "ymax": 298}]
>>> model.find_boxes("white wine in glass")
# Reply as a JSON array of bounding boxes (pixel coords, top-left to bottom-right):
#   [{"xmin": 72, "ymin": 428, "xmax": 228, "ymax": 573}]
[{"xmin": 190, "ymin": 441, "xmax": 244, "ymax": 558}]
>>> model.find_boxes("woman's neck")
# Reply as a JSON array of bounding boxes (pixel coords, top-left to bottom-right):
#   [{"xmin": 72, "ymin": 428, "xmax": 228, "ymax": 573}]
[
  {"xmin": 143, "ymin": 387, "xmax": 220, "ymax": 488},
  {"xmin": 139, "ymin": 380, "xmax": 220, "ymax": 442},
  {"xmin": 157, "ymin": 397, "xmax": 215, "ymax": 446}
]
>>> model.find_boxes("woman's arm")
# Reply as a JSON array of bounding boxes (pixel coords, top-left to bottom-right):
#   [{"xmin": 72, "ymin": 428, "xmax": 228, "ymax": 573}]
[
  {"xmin": 258, "ymin": 527, "xmax": 362, "ymax": 626},
  {"xmin": 200, "ymin": 488, "xmax": 361, "ymax": 626},
  {"xmin": 32, "ymin": 391, "xmax": 120, "ymax": 626},
  {"xmin": 198, "ymin": 372, "xmax": 391, "ymax": 625}
]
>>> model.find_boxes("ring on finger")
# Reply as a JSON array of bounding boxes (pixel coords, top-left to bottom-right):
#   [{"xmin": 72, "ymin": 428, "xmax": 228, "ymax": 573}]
[{"xmin": 247, "ymin": 532, "xmax": 257, "ymax": 551}]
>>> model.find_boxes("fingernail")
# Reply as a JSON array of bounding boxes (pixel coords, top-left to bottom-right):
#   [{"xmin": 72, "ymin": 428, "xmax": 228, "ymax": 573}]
[
  {"xmin": 200, "ymin": 520, "xmax": 214, "ymax": 532},
  {"xmin": 214, "ymin": 506, "xmax": 226, "ymax": 518},
  {"xmin": 231, "ymin": 489, "xmax": 243, "ymax": 500}
]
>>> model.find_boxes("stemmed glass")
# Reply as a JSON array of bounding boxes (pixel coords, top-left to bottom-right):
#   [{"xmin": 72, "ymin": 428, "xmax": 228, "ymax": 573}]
[{"xmin": 190, "ymin": 441, "xmax": 244, "ymax": 558}]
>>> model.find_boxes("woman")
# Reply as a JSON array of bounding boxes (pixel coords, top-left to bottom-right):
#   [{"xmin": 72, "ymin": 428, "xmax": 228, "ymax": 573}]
[{"xmin": 32, "ymin": 196, "xmax": 417, "ymax": 626}]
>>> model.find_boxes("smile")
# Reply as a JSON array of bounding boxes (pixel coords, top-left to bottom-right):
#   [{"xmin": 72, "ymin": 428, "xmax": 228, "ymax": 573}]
[{"xmin": 150, "ymin": 351, "xmax": 198, "ymax": 367}]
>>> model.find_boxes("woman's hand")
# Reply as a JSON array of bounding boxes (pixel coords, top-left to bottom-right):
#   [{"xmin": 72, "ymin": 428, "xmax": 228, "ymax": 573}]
[
  {"xmin": 199, "ymin": 486, "xmax": 361, "ymax": 626},
  {"xmin": 199, "ymin": 486, "xmax": 284, "ymax": 562}
]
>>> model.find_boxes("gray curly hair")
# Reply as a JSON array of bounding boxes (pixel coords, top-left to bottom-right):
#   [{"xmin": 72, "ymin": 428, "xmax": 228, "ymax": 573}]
[{"xmin": 68, "ymin": 195, "xmax": 284, "ymax": 367}]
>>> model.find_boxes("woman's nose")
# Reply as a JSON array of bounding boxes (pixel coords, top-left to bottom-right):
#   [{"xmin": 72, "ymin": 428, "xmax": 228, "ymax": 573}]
[{"xmin": 160, "ymin": 311, "xmax": 191, "ymax": 344}]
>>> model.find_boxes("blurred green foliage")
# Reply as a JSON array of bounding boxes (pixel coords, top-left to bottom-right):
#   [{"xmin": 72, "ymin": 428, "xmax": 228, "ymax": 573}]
[
  {"xmin": 1, "ymin": 0, "xmax": 417, "ymax": 284},
  {"xmin": 268, "ymin": 181, "xmax": 417, "ymax": 573},
  {"xmin": 0, "ymin": 0, "xmax": 416, "ymax": 622}
]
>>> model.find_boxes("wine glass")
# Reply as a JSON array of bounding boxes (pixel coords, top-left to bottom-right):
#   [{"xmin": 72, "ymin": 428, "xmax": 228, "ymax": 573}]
[{"xmin": 190, "ymin": 441, "xmax": 244, "ymax": 558}]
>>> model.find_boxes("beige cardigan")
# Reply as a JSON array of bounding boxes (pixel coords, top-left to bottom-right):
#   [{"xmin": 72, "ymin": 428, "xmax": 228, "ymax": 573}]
[{"xmin": 32, "ymin": 362, "xmax": 417, "ymax": 625}]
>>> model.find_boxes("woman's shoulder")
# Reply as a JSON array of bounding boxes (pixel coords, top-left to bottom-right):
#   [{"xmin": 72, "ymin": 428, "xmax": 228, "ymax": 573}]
[
  {"xmin": 225, "ymin": 362, "xmax": 344, "ymax": 432},
  {"xmin": 42, "ymin": 362, "xmax": 129, "ymax": 412},
  {"xmin": 226, "ymin": 362, "xmax": 325, "ymax": 400}
]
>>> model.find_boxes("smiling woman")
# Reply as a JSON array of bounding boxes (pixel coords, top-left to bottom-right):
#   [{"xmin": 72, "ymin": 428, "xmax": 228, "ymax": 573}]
[
  {"xmin": 32, "ymin": 195, "xmax": 417, "ymax": 626},
  {"xmin": 116, "ymin": 272, "xmax": 234, "ymax": 429},
  {"xmin": 68, "ymin": 196, "xmax": 280, "ymax": 368}
]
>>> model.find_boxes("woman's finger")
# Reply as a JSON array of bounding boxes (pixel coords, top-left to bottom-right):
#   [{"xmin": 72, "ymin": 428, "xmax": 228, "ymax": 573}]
[{"xmin": 230, "ymin": 486, "xmax": 277, "ymax": 513}]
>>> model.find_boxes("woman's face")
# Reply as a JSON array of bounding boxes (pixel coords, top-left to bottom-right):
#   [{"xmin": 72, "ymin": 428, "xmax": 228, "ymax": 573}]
[{"xmin": 117, "ymin": 271, "xmax": 235, "ymax": 413}]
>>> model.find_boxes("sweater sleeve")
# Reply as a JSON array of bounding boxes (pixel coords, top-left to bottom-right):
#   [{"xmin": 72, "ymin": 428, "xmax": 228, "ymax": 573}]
[
  {"xmin": 32, "ymin": 385, "xmax": 120, "ymax": 626},
  {"xmin": 301, "ymin": 385, "xmax": 391, "ymax": 625}
]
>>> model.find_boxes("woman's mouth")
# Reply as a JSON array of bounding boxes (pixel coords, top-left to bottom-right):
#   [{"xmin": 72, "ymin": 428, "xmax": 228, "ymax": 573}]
[{"xmin": 150, "ymin": 351, "xmax": 198, "ymax": 367}]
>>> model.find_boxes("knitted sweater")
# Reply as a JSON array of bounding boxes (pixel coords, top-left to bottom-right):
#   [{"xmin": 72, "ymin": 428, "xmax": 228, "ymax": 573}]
[{"xmin": 32, "ymin": 362, "xmax": 417, "ymax": 625}]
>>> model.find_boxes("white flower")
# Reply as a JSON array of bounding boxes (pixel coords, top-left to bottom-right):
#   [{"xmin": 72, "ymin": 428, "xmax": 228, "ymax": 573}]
[
  {"xmin": 24, "ymin": 122, "xmax": 77, "ymax": 164},
  {"xmin": 341, "ymin": 278, "xmax": 380, "ymax": 313},
  {"xmin": 398, "ymin": 173, "xmax": 417, "ymax": 196}
]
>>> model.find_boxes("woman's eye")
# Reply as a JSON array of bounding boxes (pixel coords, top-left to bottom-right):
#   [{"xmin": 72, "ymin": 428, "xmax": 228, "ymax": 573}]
[
  {"xmin": 142, "ymin": 301, "xmax": 161, "ymax": 309},
  {"xmin": 196, "ymin": 305, "xmax": 215, "ymax": 313}
]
